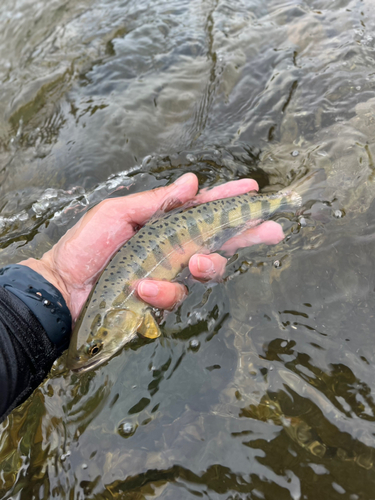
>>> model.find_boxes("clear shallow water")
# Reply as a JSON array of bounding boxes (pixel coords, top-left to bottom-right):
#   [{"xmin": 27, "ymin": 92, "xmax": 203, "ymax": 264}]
[{"xmin": 1, "ymin": 0, "xmax": 375, "ymax": 498}]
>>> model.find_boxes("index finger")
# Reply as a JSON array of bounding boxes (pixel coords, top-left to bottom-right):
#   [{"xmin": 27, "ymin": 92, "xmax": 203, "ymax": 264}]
[{"xmin": 106, "ymin": 172, "xmax": 199, "ymax": 227}]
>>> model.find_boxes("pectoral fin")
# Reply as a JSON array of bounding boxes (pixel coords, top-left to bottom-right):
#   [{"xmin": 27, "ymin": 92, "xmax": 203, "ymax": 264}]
[{"xmin": 137, "ymin": 310, "xmax": 161, "ymax": 339}]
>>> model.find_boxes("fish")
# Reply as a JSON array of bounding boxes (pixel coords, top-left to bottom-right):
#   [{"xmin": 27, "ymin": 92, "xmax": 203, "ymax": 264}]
[{"xmin": 67, "ymin": 188, "xmax": 302, "ymax": 372}]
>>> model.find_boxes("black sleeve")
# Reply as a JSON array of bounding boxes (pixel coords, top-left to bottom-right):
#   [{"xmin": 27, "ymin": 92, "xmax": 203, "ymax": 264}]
[{"xmin": 0, "ymin": 286, "xmax": 60, "ymax": 422}]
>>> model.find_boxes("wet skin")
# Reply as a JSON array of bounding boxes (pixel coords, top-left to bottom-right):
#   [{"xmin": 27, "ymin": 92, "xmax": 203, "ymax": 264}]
[{"xmin": 19, "ymin": 173, "xmax": 284, "ymax": 324}]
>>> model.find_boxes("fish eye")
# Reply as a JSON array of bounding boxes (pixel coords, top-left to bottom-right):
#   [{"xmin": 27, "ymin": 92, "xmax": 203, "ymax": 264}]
[{"xmin": 88, "ymin": 343, "xmax": 103, "ymax": 357}]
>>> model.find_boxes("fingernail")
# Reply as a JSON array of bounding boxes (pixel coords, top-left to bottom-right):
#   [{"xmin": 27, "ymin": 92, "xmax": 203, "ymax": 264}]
[
  {"xmin": 174, "ymin": 173, "xmax": 189, "ymax": 186},
  {"xmin": 197, "ymin": 256, "xmax": 214, "ymax": 273},
  {"xmin": 139, "ymin": 281, "xmax": 159, "ymax": 297}
]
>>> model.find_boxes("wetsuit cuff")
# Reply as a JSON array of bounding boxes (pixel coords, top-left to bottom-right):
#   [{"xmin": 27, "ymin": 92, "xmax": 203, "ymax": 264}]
[{"xmin": 0, "ymin": 264, "xmax": 72, "ymax": 353}]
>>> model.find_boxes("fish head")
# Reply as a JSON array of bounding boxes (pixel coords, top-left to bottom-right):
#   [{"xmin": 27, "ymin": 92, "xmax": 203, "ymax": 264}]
[{"xmin": 67, "ymin": 308, "xmax": 143, "ymax": 372}]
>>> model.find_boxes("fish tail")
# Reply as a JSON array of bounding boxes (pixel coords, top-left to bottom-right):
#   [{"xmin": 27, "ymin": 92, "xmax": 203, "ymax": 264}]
[
  {"xmin": 284, "ymin": 168, "xmax": 326, "ymax": 201},
  {"xmin": 277, "ymin": 190, "xmax": 303, "ymax": 209}
]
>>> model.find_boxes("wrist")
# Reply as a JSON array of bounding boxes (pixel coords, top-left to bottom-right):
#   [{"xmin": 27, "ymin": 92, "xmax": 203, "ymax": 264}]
[
  {"xmin": 0, "ymin": 264, "xmax": 72, "ymax": 352},
  {"xmin": 19, "ymin": 258, "xmax": 72, "ymax": 315}
]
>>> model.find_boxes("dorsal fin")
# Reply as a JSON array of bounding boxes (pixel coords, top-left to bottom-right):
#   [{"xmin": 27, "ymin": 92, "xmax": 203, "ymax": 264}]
[{"xmin": 146, "ymin": 197, "xmax": 185, "ymax": 224}]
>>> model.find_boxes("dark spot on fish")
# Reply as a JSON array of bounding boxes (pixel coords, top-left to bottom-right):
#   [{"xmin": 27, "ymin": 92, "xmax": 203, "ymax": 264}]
[
  {"xmin": 261, "ymin": 199, "xmax": 271, "ymax": 217},
  {"xmin": 152, "ymin": 245, "xmax": 164, "ymax": 261},
  {"xmin": 161, "ymin": 258, "xmax": 172, "ymax": 270},
  {"xmin": 241, "ymin": 203, "xmax": 250, "ymax": 221},
  {"xmin": 221, "ymin": 210, "xmax": 229, "ymax": 227},
  {"xmin": 204, "ymin": 210, "xmax": 214, "ymax": 224},
  {"xmin": 187, "ymin": 217, "xmax": 201, "ymax": 238}
]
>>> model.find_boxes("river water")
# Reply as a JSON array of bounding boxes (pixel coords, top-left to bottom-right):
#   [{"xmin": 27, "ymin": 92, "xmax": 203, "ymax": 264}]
[{"xmin": 1, "ymin": 0, "xmax": 375, "ymax": 498}]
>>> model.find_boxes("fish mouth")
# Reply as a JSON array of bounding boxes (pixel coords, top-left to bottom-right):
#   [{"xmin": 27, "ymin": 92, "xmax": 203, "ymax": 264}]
[{"xmin": 69, "ymin": 353, "xmax": 112, "ymax": 373}]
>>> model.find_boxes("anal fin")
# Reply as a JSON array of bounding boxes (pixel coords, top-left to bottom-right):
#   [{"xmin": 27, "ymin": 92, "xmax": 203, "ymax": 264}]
[{"xmin": 137, "ymin": 310, "xmax": 161, "ymax": 339}]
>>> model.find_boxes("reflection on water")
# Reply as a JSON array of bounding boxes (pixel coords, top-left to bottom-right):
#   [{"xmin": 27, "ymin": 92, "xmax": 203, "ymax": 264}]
[{"xmin": 1, "ymin": 0, "xmax": 375, "ymax": 498}]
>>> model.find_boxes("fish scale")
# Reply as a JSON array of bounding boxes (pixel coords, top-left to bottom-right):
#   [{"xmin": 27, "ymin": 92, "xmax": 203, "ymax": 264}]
[{"xmin": 67, "ymin": 189, "xmax": 302, "ymax": 372}]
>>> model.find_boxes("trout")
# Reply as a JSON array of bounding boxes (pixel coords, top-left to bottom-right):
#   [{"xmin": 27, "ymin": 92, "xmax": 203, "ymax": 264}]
[{"xmin": 68, "ymin": 189, "xmax": 302, "ymax": 372}]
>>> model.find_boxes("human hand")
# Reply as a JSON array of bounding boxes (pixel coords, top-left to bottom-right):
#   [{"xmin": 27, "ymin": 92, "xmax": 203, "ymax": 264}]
[{"xmin": 20, "ymin": 173, "xmax": 284, "ymax": 322}]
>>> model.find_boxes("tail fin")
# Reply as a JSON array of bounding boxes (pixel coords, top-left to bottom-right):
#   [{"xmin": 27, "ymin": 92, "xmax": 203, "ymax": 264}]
[{"xmin": 285, "ymin": 168, "xmax": 326, "ymax": 201}]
